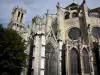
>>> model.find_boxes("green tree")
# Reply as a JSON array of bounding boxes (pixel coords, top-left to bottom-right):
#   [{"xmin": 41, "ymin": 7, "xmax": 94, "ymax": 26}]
[{"xmin": 0, "ymin": 24, "xmax": 27, "ymax": 75}]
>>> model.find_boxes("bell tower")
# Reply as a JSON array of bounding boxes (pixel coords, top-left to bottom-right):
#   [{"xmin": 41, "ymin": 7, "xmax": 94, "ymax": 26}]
[{"xmin": 8, "ymin": 6, "xmax": 26, "ymax": 32}]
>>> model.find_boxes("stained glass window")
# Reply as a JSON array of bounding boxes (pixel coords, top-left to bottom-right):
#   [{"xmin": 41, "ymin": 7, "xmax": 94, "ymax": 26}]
[
  {"xmin": 45, "ymin": 43, "xmax": 57, "ymax": 75},
  {"xmin": 70, "ymin": 48, "xmax": 79, "ymax": 74},
  {"xmin": 68, "ymin": 27, "xmax": 81, "ymax": 40},
  {"xmin": 83, "ymin": 48, "xmax": 90, "ymax": 73}
]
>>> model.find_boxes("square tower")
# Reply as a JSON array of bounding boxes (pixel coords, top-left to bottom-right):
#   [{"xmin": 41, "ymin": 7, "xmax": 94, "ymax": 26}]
[{"xmin": 8, "ymin": 6, "xmax": 26, "ymax": 32}]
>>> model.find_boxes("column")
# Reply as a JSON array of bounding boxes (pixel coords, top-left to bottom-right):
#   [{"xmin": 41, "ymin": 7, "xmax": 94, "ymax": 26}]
[
  {"xmin": 69, "ymin": 7, "xmax": 72, "ymax": 19},
  {"xmin": 98, "ymin": 39, "xmax": 100, "ymax": 60},
  {"xmin": 18, "ymin": 12, "xmax": 22, "ymax": 23},
  {"xmin": 89, "ymin": 50, "xmax": 95, "ymax": 75},
  {"xmin": 32, "ymin": 34, "xmax": 40, "ymax": 75},
  {"xmin": 66, "ymin": 41, "xmax": 70, "ymax": 75},
  {"xmin": 58, "ymin": 39, "xmax": 63, "ymax": 75},
  {"xmin": 80, "ymin": 49, "xmax": 84, "ymax": 75},
  {"xmin": 14, "ymin": 10, "xmax": 18, "ymax": 21},
  {"xmin": 40, "ymin": 34, "xmax": 45, "ymax": 75},
  {"xmin": 21, "ymin": 13, "xmax": 25, "ymax": 24}
]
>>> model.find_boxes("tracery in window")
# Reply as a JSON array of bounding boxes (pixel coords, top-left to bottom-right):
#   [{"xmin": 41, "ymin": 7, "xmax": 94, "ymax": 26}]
[
  {"xmin": 70, "ymin": 48, "xmax": 80, "ymax": 74},
  {"xmin": 45, "ymin": 43, "xmax": 57, "ymax": 75},
  {"xmin": 68, "ymin": 27, "xmax": 81, "ymax": 40},
  {"xmin": 83, "ymin": 48, "xmax": 90, "ymax": 73}
]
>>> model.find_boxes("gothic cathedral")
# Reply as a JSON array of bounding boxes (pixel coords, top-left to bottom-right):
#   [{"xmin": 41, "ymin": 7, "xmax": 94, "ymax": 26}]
[{"xmin": 8, "ymin": 0, "xmax": 100, "ymax": 75}]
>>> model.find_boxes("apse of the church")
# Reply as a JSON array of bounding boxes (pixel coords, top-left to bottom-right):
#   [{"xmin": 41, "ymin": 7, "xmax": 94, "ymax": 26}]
[{"xmin": 8, "ymin": 0, "xmax": 100, "ymax": 75}]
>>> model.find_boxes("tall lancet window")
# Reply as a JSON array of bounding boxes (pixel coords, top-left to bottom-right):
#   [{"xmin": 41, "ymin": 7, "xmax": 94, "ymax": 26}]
[
  {"xmin": 45, "ymin": 43, "xmax": 57, "ymax": 75},
  {"xmin": 70, "ymin": 48, "xmax": 80, "ymax": 74},
  {"xmin": 83, "ymin": 48, "xmax": 90, "ymax": 74}
]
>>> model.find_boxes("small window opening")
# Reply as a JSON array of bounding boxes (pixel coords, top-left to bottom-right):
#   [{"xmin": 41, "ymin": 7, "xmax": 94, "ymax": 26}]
[
  {"xmin": 65, "ymin": 12, "xmax": 70, "ymax": 19},
  {"xmin": 72, "ymin": 12, "xmax": 78, "ymax": 18}
]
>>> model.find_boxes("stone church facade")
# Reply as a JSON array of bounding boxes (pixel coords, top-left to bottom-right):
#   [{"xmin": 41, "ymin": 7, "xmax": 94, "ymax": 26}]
[{"xmin": 8, "ymin": 0, "xmax": 100, "ymax": 75}]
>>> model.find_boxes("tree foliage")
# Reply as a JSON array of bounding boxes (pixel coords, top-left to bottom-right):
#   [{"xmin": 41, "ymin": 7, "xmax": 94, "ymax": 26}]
[{"xmin": 0, "ymin": 24, "xmax": 27, "ymax": 75}]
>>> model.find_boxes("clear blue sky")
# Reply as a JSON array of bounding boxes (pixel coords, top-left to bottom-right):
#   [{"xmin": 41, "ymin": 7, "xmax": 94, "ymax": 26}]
[{"xmin": 0, "ymin": 0, "xmax": 100, "ymax": 27}]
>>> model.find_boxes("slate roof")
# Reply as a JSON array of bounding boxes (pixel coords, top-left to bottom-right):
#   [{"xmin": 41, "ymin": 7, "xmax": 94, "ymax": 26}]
[{"xmin": 65, "ymin": 3, "xmax": 79, "ymax": 10}]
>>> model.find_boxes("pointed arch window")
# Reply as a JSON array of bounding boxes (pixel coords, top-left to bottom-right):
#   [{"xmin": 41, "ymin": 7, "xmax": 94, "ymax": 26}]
[
  {"xmin": 45, "ymin": 43, "xmax": 57, "ymax": 75},
  {"xmin": 83, "ymin": 48, "xmax": 90, "ymax": 74},
  {"xmin": 70, "ymin": 48, "xmax": 80, "ymax": 74},
  {"xmin": 65, "ymin": 12, "xmax": 70, "ymax": 19},
  {"xmin": 72, "ymin": 12, "xmax": 78, "ymax": 18}
]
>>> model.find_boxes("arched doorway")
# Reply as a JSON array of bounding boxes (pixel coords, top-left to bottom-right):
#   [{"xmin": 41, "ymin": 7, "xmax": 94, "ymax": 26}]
[
  {"xmin": 45, "ymin": 43, "xmax": 57, "ymax": 75},
  {"xmin": 82, "ymin": 48, "xmax": 90, "ymax": 74},
  {"xmin": 70, "ymin": 48, "xmax": 80, "ymax": 75}
]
